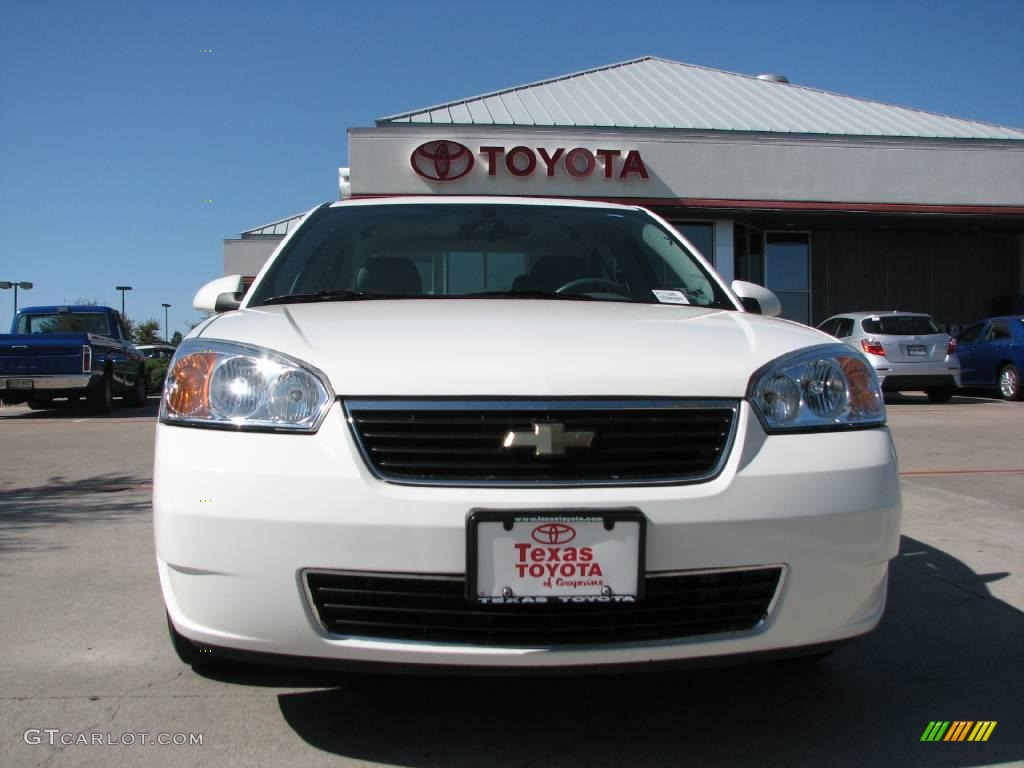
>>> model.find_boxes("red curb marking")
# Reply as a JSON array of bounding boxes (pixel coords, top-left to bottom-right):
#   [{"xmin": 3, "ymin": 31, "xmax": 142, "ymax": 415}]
[{"xmin": 901, "ymin": 468, "xmax": 1024, "ymax": 477}]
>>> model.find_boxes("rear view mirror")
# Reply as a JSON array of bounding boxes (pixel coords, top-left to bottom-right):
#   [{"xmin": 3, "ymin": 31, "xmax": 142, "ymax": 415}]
[
  {"xmin": 458, "ymin": 215, "xmax": 529, "ymax": 240},
  {"xmin": 194, "ymin": 275, "xmax": 245, "ymax": 313},
  {"xmin": 731, "ymin": 280, "xmax": 782, "ymax": 317}
]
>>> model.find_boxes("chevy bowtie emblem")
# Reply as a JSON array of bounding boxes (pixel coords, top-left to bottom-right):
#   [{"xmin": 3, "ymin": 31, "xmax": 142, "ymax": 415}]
[{"xmin": 502, "ymin": 423, "xmax": 594, "ymax": 456}]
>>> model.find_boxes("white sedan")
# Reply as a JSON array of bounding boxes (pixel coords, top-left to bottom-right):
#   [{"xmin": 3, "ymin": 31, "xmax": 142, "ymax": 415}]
[{"xmin": 154, "ymin": 197, "xmax": 900, "ymax": 672}]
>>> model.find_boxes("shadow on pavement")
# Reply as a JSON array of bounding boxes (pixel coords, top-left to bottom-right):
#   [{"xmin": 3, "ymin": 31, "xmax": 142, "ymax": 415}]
[
  {"xmin": 209, "ymin": 535, "xmax": 1024, "ymax": 767},
  {"xmin": 0, "ymin": 473, "xmax": 151, "ymax": 553},
  {"xmin": 884, "ymin": 392, "xmax": 1002, "ymax": 406},
  {"xmin": 0, "ymin": 397, "xmax": 160, "ymax": 420}
]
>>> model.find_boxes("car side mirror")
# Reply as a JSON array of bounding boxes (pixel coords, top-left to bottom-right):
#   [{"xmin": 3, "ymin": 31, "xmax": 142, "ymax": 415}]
[
  {"xmin": 731, "ymin": 280, "xmax": 782, "ymax": 317},
  {"xmin": 194, "ymin": 275, "xmax": 245, "ymax": 313}
]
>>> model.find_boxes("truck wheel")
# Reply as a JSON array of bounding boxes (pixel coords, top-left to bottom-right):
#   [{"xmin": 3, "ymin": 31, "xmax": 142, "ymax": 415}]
[
  {"xmin": 125, "ymin": 367, "xmax": 147, "ymax": 406},
  {"xmin": 87, "ymin": 372, "xmax": 113, "ymax": 414},
  {"xmin": 27, "ymin": 397, "xmax": 53, "ymax": 410},
  {"xmin": 999, "ymin": 364, "xmax": 1022, "ymax": 401}
]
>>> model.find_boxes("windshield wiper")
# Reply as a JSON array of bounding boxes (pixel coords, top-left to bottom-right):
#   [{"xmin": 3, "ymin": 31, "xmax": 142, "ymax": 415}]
[
  {"xmin": 259, "ymin": 289, "xmax": 632, "ymax": 306},
  {"xmin": 259, "ymin": 290, "xmax": 407, "ymax": 305},
  {"xmin": 460, "ymin": 290, "xmax": 616, "ymax": 302}
]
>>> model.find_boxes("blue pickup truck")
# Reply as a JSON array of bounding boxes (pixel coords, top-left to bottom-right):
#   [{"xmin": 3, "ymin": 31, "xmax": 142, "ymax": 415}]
[{"xmin": 0, "ymin": 305, "xmax": 147, "ymax": 413}]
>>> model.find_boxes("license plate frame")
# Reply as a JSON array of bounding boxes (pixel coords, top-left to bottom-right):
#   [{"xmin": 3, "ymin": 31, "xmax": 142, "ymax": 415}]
[
  {"xmin": 6, "ymin": 379, "xmax": 33, "ymax": 389},
  {"xmin": 467, "ymin": 509, "xmax": 646, "ymax": 604},
  {"xmin": 907, "ymin": 345, "xmax": 927, "ymax": 357}
]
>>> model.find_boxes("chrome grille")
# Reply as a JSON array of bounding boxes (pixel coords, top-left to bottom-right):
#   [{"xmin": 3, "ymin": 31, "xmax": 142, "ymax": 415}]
[
  {"xmin": 344, "ymin": 399, "xmax": 738, "ymax": 487},
  {"xmin": 305, "ymin": 567, "xmax": 782, "ymax": 646}
]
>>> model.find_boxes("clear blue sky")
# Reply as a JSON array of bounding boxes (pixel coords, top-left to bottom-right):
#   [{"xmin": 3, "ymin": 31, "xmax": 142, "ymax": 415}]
[{"xmin": 2, "ymin": 0, "xmax": 1022, "ymax": 335}]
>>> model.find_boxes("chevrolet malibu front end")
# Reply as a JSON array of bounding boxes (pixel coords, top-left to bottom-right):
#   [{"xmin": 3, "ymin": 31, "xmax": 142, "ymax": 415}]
[{"xmin": 154, "ymin": 198, "xmax": 900, "ymax": 671}]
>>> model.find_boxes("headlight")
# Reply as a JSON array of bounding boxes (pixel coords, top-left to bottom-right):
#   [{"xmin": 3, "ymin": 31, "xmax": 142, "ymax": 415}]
[
  {"xmin": 749, "ymin": 344, "xmax": 885, "ymax": 432},
  {"xmin": 159, "ymin": 339, "xmax": 333, "ymax": 432}
]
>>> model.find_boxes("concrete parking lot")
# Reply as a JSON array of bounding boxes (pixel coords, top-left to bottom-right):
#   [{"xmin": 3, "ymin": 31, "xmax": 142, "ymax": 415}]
[{"xmin": 1, "ymin": 393, "xmax": 1021, "ymax": 767}]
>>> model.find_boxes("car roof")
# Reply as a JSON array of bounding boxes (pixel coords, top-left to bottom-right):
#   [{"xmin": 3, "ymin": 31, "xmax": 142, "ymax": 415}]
[
  {"xmin": 328, "ymin": 195, "xmax": 644, "ymax": 213},
  {"xmin": 823, "ymin": 311, "xmax": 934, "ymax": 320},
  {"xmin": 17, "ymin": 305, "xmax": 113, "ymax": 314}
]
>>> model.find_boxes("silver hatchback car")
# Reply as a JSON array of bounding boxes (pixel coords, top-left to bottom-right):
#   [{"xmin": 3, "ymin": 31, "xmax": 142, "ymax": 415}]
[{"xmin": 817, "ymin": 311, "xmax": 961, "ymax": 402}]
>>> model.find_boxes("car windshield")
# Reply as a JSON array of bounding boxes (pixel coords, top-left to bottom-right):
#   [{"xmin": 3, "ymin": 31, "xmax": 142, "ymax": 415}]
[
  {"xmin": 246, "ymin": 204, "xmax": 734, "ymax": 309},
  {"xmin": 16, "ymin": 312, "xmax": 111, "ymax": 335},
  {"xmin": 861, "ymin": 315, "xmax": 941, "ymax": 335}
]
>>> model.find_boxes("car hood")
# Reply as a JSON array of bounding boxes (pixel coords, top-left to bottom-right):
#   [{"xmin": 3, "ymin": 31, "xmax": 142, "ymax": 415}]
[{"xmin": 199, "ymin": 300, "xmax": 832, "ymax": 397}]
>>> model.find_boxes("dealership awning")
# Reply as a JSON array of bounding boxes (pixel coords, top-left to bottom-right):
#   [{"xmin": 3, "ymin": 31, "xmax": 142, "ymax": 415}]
[
  {"xmin": 240, "ymin": 212, "xmax": 308, "ymax": 237},
  {"xmin": 378, "ymin": 56, "xmax": 1024, "ymax": 141}
]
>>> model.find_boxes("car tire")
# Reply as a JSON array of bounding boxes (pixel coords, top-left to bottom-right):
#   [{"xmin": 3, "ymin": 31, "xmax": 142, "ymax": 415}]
[
  {"xmin": 124, "ymin": 366, "xmax": 147, "ymax": 406},
  {"xmin": 999, "ymin": 364, "xmax": 1022, "ymax": 401},
  {"xmin": 166, "ymin": 612, "xmax": 221, "ymax": 669},
  {"xmin": 27, "ymin": 397, "xmax": 53, "ymax": 410},
  {"xmin": 87, "ymin": 372, "xmax": 113, "ymax": 414},
  {"xmin": 925, "ymin": 386, "xmax": 954, "ymax": 403}
]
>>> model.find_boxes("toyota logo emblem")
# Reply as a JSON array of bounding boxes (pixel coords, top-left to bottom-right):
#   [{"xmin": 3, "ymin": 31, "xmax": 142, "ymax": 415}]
[
  {"xmin": 410, "ymin": 140, "xmax": 474, "ymax": 182},
  {"xmin": 531, "ymin": 523, "xmax": 576, "ymax": 545}
]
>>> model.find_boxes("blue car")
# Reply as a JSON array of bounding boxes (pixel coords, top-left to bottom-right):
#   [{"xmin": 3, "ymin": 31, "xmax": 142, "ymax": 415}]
[{"xmin": 955, "ymin": 316, "xmax": 1024, "ymax": 400}]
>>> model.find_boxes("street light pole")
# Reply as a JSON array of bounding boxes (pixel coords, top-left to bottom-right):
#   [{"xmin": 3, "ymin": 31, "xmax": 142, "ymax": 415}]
[
  {"xmin": 0, "ymin": 281, "xmax": 33, "ymax": 314},
  {"xmin": 115, "ymin": 286, "xmax": 133, "ymax": 317},
  {"xmin": 161, "ymin": 303, "xmax": 171, "ymax": 342}
]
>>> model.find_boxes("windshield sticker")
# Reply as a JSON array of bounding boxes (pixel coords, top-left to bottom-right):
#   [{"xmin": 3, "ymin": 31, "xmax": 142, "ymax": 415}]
[{"xmin": 652, "ymin": 290, "xmax": 690, "ymax": 305}]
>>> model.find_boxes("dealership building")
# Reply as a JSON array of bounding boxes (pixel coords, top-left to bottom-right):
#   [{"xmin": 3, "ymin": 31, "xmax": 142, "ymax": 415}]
[{"xmin": 224, "ymin": 56, "xmax": 1024, "ymax": 327}]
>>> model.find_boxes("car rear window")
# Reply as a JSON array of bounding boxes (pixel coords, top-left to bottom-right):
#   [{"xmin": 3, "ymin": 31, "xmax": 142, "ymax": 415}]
[
  {"xmin": 16, "ymin": 312, "xmax": 111, "ymax": 335},
  {"xmin": 861, "ymin": 316, "xmax": 941, "ymax": 336}
]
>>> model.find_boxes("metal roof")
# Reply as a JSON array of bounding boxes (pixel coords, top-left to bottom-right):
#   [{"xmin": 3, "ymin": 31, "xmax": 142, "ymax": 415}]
[
  {"xmin": 240, "ymin": 212, "xmax": 307, "ymax": 237},
  {"xmin": 328, "ymin": 195, "xmax": 640, "ymax": 211},
  {"xmin": 378, "ymin": 56, "xmax": 1024, "ymax": 141}
]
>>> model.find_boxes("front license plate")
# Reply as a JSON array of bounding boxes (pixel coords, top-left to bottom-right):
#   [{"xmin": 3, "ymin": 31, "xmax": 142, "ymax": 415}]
[
  {"xmin": 6, "ymin": 379, "xmax": 33, "ymax": 389},
  {"xmin": 907, "ymin": 345, "xmax": 927, "ymax": 357},
  {"xmin": 468, "ymin": 510, "xmax": 645, "ymax": 604}
]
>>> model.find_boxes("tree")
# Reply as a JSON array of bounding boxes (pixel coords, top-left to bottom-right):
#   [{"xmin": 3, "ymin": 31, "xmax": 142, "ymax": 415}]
[
  {"xmin": 186, "ymin": 313, "xmax": 213, "ymax": 331},
  {"xmin": 132, "ymin": 319, "xmax": 162, "ymax": 345},
  {"xmin": 170, "ymin": 330, "xmax": 184, "ymax": 346}
]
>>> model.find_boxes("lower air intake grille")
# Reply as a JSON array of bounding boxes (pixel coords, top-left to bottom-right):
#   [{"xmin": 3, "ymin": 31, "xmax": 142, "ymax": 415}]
[
  {"xmin": 344, "ymin": 398, "xmax": 738, "ymax": 486},
  {"xmin": 305, "ymin": 568, "xmax": 782, "ymax": 646}
]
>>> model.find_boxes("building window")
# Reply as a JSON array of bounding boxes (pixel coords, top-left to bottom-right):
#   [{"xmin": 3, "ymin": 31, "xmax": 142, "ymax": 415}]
[
  {"xmin": 443, "ymin": 251, "xmax": 528, "ymax": 294},
  {"xmin": 733, "ymin": 224, "xmax": 764, "ymax": 285},
  {"xmin": 765, "ymin": 232, "xmax": 810, "ymax": 324},
  {"xmin": 670, "ymin": 222, "xmax": 714, "ymax": 262}
]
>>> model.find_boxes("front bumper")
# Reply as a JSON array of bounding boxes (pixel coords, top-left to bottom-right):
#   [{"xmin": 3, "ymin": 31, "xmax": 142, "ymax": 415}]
[{"xmin": 154, "ymin": 401, "xmax": 901, "ymax": 669}]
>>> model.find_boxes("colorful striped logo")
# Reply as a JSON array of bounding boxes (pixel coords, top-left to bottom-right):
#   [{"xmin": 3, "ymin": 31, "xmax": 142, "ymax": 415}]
[{"xmin": 921, "ymin": 721, "xmax": 997, "ymax": 742}]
